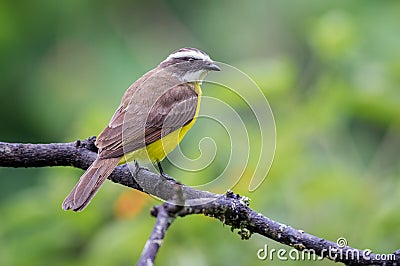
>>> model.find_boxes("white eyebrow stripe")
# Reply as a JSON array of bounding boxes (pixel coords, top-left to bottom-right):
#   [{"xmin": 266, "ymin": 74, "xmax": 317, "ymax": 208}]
[{"xmin": 164, "ymin": 50, "xmax": 211, "ymax": 62}]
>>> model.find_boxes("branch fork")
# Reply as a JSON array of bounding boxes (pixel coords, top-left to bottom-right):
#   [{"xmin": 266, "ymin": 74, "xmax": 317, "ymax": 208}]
[{"xmin": 0, "ymin": 138, "xmax": 399, "ymax": 265}]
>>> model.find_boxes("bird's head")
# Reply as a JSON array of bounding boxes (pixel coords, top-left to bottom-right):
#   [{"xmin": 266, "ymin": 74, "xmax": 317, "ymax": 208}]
[{"xmin": 159, "ymin": 47, "xmax": 220, "ymax": 83}]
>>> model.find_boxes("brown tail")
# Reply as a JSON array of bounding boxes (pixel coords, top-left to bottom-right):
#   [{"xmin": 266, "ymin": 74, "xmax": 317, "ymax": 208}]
[{"xmin": 62, "ymin": 157, "xmax": 120, "ymax": 212}]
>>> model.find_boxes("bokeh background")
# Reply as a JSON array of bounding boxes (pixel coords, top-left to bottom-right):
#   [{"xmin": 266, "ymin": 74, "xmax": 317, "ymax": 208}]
[{"xmin": 1, "ymin": 1, "xmax": 400, "ymax": 265}]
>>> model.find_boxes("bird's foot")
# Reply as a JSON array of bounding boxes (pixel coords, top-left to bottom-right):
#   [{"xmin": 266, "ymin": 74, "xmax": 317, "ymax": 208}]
[{"xmin": 160, "ymin": 172, "xmax": 176, "ymax": 182}]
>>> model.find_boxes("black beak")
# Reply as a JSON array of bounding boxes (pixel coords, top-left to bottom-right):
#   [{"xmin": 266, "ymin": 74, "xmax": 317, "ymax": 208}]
[{"xmin": 205, "ymin": 62, "xmax": 221, "ymax": 71}]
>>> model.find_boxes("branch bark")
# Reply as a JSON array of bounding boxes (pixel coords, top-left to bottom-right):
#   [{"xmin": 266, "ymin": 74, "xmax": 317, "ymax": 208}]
[
  {"xmin": 137, "ymin": 204, "xmax": 175, "ymax": 266},
  {"xmin": 0, "ymin": 138, "xmax": 399, "ymax": 265}
]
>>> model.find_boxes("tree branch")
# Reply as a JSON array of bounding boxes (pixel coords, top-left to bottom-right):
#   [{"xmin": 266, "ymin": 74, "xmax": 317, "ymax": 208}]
[
  {"xmin": 0, "ymin": 138, "xmax": 399, "ymax": 265},
  {"xmin": 137, "ymin": 184, "xmax": 183, "ymax": 265},
  {"xmin": 137, "ymin": 204, "xmax": 175, "ymax": 266}
]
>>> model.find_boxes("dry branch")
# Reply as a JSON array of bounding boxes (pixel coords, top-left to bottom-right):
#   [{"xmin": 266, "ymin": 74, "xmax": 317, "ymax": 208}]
[{"xmin": 0, "ymin": 138, "xmax": 399, "ymax": 265}]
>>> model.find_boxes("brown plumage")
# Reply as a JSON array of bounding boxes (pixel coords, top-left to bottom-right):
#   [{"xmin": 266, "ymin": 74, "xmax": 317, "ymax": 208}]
[{"xmin": 62, "ymin": 157, "xmax": 120, "ymax": 211}]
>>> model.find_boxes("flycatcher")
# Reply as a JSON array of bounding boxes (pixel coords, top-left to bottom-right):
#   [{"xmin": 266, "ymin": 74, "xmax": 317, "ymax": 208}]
[{"xmin": 63, "ymin": 47, "xmax": 220, "ymax": 211}]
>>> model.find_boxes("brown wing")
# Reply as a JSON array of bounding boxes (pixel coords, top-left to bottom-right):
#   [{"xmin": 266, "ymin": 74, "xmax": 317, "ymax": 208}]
[
  {"xmin": 96, "ymin": 83, "xmax": 198, "ymax": 159},
  {"xmin": 143, "ymin": 85, "xmax": 198, "ymax": 144}
]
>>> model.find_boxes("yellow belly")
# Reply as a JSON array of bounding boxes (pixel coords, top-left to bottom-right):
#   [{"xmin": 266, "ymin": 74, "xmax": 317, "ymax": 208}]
[{"xmin": 121, "ymin": 83, "xmax": 201, "ymax": 164}]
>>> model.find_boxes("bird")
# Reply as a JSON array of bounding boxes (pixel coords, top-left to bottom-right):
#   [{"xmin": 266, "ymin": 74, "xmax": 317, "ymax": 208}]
[{"xmin": 62, "ymin": 47, "xmax": 220, "ymax": 211}]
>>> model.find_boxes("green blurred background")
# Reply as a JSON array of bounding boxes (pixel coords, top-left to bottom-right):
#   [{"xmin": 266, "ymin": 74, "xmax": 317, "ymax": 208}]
[{"xmin": 1, "ymin": 0, "xmax": 400, "ymax": 265}]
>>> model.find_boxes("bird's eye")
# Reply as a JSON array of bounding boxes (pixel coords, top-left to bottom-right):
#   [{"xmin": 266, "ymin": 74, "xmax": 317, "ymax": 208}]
[{"xmin": 180, "ymin": 57, "xmax": 196, "ymax": 62}]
